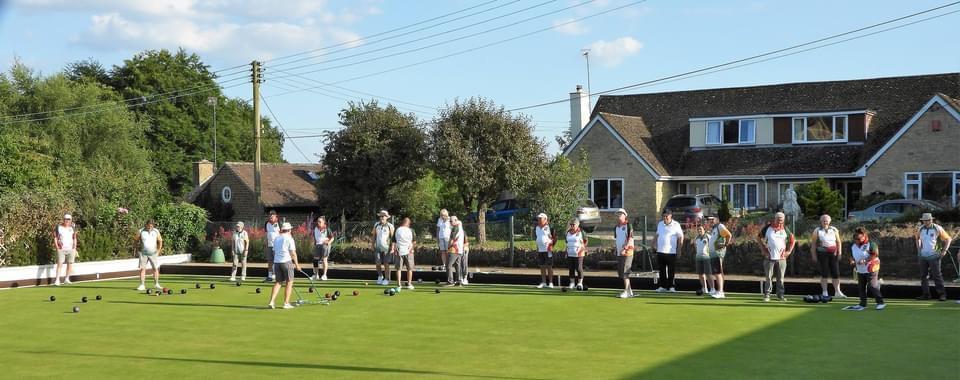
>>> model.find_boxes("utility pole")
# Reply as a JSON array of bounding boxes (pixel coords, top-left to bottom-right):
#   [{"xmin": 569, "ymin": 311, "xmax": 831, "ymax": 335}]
[
  {"xmin": 252, "ymin": 61, "xmax": 263, "ymax": 209},
  {"xmin": 581, "ymin": 49, "xmax": 592, "ymax": 108},
  {"xmin": 207, "ymin": 96, "xmax": 218, "ymax": 165}
]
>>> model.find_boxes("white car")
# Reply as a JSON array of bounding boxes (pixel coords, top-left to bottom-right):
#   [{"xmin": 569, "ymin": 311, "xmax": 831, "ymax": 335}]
[{"xmin": 847, "ymin": 199, "xmax": 944, "ymax": 222}]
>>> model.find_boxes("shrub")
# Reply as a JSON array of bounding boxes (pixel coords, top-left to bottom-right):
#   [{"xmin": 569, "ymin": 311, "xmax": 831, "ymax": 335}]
[
  {"xmin": 718, "ymin": 200, "xmax": 733, "ymax": 223},
  {"xmin": 0, "ymin": 189, "xmax": 74, "ymax": 266},
  {"xmin": 153, "ymin": 202, "xmax": 208, "ymax": 254},
  {"xmin": 797, "ymin": 179, "xmax": 844, "ymax": 219}
]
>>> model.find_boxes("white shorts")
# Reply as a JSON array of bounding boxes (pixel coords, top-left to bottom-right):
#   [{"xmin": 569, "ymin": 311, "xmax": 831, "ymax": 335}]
[
  {"xmin": 57, "ymin": 249, "xmax": 77, "ymax": 264},
  {"xmin": 139, "ymin": 254, "xmax": 159, "ymax": 269}
]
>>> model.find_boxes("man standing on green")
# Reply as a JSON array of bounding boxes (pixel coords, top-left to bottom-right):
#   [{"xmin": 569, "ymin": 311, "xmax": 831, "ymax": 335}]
[
  {"xmin": 757, "ymin": 212, "xmax": 794, "ymax": 302},
  {"xmin": 915, "ymin": 213, "xmax": 953, "ymax": 301},
  {"xmin": 373, "ymin": 210, "xmax": 395, "ymax": 285},
  {"xmin": 135, "ymin": 219, "xmax": 163, "ymax": 291}
]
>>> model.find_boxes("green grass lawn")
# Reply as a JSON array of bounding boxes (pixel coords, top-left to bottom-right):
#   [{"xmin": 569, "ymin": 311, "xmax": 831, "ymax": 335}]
[{"xmin": 1, "ymin": 275, "xmax": 957, "ymax": 379}]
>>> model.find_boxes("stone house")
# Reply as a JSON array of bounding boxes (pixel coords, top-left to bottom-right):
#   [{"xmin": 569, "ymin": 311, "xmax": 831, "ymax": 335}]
[{"xmin": 562, "ymin": 73, "xmax": 960, "ymax": 226}]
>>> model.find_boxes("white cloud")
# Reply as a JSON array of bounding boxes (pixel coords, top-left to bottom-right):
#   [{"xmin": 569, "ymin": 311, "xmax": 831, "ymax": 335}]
[
  {"xmin": 552, "ymin": 18, "xmax": 589, "ymax": 36},
  {"xmin": 17, "ymin": 0, "xmax": 378, "ymax": 63},
  {"xmin": 585, "ymin": 37, "xmax": 642, "ymax": 67}
]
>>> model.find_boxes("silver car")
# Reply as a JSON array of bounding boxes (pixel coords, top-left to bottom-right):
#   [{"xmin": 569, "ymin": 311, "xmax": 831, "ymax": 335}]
[
  {"xmin": 576, "ymin": 199, "xmax": 601, "ymax": 232},
  {"xmin": 847, "ymin": 199, "xmax": 944, "ymax": 222}
]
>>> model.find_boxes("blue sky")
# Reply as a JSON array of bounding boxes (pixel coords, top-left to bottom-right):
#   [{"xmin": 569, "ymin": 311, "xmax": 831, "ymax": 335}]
[{"xmin": 2, "ymin": 0, "xmax": 958, "ymax": 163}]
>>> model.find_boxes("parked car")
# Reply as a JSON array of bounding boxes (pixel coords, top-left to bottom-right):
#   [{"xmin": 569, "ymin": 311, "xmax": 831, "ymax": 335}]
[
  {"xmin": 663, "ymin": 194, "xmax": 722, "ymax": 226},
  {"xmin": 847, "ymin": 199, "xmax": 944, "ymax": 222},
  {"xmin": 575, "ymin": 199, "xmax": 601, "ymax": 232},
  {"xmin": 465, "ymin": 198, "xmax": 530, "ymax": 223}
]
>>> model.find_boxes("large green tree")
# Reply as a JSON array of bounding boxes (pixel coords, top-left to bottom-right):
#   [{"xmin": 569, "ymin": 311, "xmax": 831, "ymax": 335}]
[
  {"xmin": 317, "ymin": 101, "xmax": 428, "ymax": 219},
  {"xmin": 527, "ymin": 153, "xmax": 590, "ymax": 231},
  {"xmin": 430, "ymin": 97, "xmax": 547, "ymax": 243},
  {"xmin": 105, "ymin": 49, "xmax": 283, "ymax": 196}
]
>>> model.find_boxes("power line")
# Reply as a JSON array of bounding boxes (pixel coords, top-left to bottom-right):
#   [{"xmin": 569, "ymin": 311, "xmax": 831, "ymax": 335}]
[
  {"xmin": 260, "ymin": 95, "xmax": 313, "ymax": 162},
  {"xmin": 269, "ymin": 0, "xmax": 558, "ymax": 72},
  {"xmin": 269, "ymin": 0, "xmax": 594, "ymax": 78},
  {"xmin": 0, "ymin": 81, "xmax": 248, "ymax": 125},
  {"xmin": 266, "ymin": 0, "xmax": 647, "ymax": 93},
  {"xmin": 263, "ymin": 0, "xmax": 501, "ymax": 65},
  {"xmin": 269, "ymin": 0, "xmax": 524, "ymax": 69},
  {"xmin": 266, "ymin": 76, "xmax": 437, "ymax": 118},
  {"xmin": 508, "ymin": 1, "xmax": 960, "ymax": 111},
  {"xmin": 267, "ymin": 66, "xmax": 436, "ymax": 112},
  {"xmin": 0, "ymin": 68, "xmax": 250, "ymax": 122}
]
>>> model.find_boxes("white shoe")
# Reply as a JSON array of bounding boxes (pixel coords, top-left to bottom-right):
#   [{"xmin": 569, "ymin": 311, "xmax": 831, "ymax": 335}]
[
  {"xmin": 628, "ymin": 290, "xmax": 635, "ymax": 298},
  {"xmin": 241, "ymin": 276, "xmax": 246, "ymax": 281},
  {"xmin": 718, "ymin": 292, "xmax": 726, "ymax": 299},
  {"xmin": 229, "ymin": 277, "xmax": 236, "ymax": 282},
  {"xmin": 377, "ymin": 275, "xmax": 384, "ymax": 283},
  {"xmin": 136, "ymin": 284, "xmax": 146, "ymax": 291},
  {"xmin": 711, "ymin": 292, "xmax": 722, "ymax": 299},
  {"xmin": 461, "ymin": 278, "xmax": 469, "ymax": 285},
  {"xmin": 282, "ymin": 303, "xmax": 295, "ymax": 309},
  {"xmin": 320, "ymin": 275, "xmax": 328, "ymax": 281},
  {"xmin": 154, "ymin": 283, "xmax": 163, "ymax": 290},
  {"xmin": 548, "ymin": 283, "xmax": 554, "ymax": 289},
  {"xmin": 536, "ymin": 283, "xmax": 546, "ymax": 289},
  {"xmin": 835, "ymin": 291, "xmax": 847, "ymax": 299},
  {"xmin": 656, "ymin": 287, "xmax": 667, "ymax": 293},
  {"xmin": 267, "ymin": 303, "xmax": 275, "ymax": 309},
  {"xmin": 54, "ymin": 279, "xmax": 61, "ymax": 286},
  {"xmin": 668, "ymin": 287, "xmax": 677, "ymax": 293},
  {"xmin": 708, "ymin": 289, "xmax": 717, "ymax": 296},
  {"xmin": 64, "ymin": 278, "xmax": 72, "ymax": 284},
  {"xmin": 875, "ymin": 303, "xmax": 886, "ymax": 310},
  {"xmin": 618, "ymin": 291, "xmax": 630, "ymax": 299},
  {"xmin": 763, "ymin": 295, "xmax": 770, "ymax": 302},
  {"xmin": 407, "ymin": 285, "xmax": 415, "ymax": 290},
  {"xmin": 310, "ymin": 274, "xmax": 318, "ymax": 281},
  {"xmin": 568, "ymin": 283, "xmax": 576, "ymax": 289}
]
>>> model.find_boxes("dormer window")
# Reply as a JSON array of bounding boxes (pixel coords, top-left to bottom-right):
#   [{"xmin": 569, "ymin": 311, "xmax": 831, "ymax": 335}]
[
  {"xmin": 706, "ymin": 119, "xmax": 755, "ymax": 145},
  {"xmin": 792, "ymin": 115, "xmax": 847, "ymax": 143}
]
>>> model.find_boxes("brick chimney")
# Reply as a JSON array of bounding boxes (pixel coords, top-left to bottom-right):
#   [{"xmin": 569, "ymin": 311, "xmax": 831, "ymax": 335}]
[
  {"xmin": 193, "ymin": 160, "xmax": 215, "ymax": 187},
  {"xmin": 569, "ymin": 85, "xmax": 590, "ymax": 137}
]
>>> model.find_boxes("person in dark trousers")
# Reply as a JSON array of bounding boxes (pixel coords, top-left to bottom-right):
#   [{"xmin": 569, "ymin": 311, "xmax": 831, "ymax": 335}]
[
  {"xmin": 565, "ymin": 218, "xmax": 587, "ymax": 290},
  {"xmin": 915, "ymin": 213, "xmax": 953, "ymax": 301},
  {"xmin": 653, "ymin": 210, "xmax": 684, "ymax": 293},
  {"xmin": 844, "ymin": 227, "xmax": 885, "ymax": 311},
  {"xmin": 445, "ymin": 216, "xmax": 465, "ymax": 286}
]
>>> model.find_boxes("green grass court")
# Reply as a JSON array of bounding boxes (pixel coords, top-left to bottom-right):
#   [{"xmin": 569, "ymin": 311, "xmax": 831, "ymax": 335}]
[{"xmin": 1, "ymin": 275, "xmax": 957, "ymax": 379}]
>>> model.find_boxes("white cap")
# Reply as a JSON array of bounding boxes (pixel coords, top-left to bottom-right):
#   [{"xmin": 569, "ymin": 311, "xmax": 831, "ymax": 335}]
[
  {"xmin": 378, "ymin": 210, "xmax": 390, "ymax": 218},
  {"xmin": 281, "ymin": 222, "xmax": 293, "ymax": 231},
  {"xmin": 235, "ymin": 221, "xmax": 244, "ymax": 228},
  {"xmin": 537, "ymin": 213, "xmax": 548, "ymax": 220},
  {"xmin": 615, "ymin": 208, "xmax": 627, "ymax": 216},
  {"xmin": 63, "ymin": 214, "xmax": 72, "ymax": 220}
]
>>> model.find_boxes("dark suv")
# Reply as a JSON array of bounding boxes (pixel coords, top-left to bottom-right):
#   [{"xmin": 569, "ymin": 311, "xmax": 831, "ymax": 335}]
[{"xmin": 663, "ymin": 194, "xmax": 722, "ymax": 226}]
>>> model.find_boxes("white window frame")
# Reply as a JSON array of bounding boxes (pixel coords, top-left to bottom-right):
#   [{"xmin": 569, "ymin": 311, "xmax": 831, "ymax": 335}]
[
  {"xmin": 739, "ymin": 119, "xmax": 756, "ymax": 144},
  {"xmin": 705, "ymin": 121, "xmax": 722, "ymax": 145},
  {"xmin": 792, "ymin": 115, "xmax": 849, "ymax": 144},
  {"xmin": 904, "ymin": 172, "xmax": 922, "ymax": 200},
  {"xmin": 679, "ymin": 182, "xmax": 710, "ymax": 195},
  {"xmin": 905, "ymin": 171, "xmax": 960, "ymax": 207},
  {"xmin": 705, "ymin": 119, "xmax": 756, "ymax": 145},
  {"xmin": 588, "ymin": 178, "xmax": 625, "ymax": 211},
  {"xmin": 720, "ymin": 183, "xmax": 760, "ymax": 210}
]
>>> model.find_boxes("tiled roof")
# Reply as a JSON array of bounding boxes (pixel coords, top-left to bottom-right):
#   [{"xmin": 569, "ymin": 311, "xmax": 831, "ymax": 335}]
[
  {"xmin": 190, "ymin": 162, "xmax": 323, "ymax": 207},
  {"xmin": 591, "ymin": 73, "xmax": 960, "ymax": 176}
]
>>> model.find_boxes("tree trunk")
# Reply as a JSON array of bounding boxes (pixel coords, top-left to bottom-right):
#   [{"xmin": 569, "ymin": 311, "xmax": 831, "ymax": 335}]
[{"xmin": 477, "ymin": 201, "xmax": 487, "ymax": 245}]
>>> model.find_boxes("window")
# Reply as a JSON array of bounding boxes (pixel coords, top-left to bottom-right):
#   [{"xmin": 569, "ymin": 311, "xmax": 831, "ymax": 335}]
[
  {"xmin": 706, "ymin": 121, "xmax": 722, "ymax": 145},
  {"xmin": 589, "ymin": 179, "xmax": 624, "ymax": 210},
  {"xmin": 875, "ymin": 203, "xmax": 902, "ymax": 214},
  {"xmin": 792, "ymin": 115, "xmax": 848, "ymax": 143},
  {"xmin": 221, "ymin": 186, "xmax": 232, "ymax": 203},
  {"xmin": 705, "ymin": 119, "xmax": 755, "ymax": 145},
  {"xmin": 739, "ymin": 119, "xmax": 756, "ymax": 144},
  {"xmin": 720, "ymin": 183, "xmax": 759, "ymax": 210},
  {"xmin": 905, "ymin": 172, "xmax": 959, "ymax": 207}
]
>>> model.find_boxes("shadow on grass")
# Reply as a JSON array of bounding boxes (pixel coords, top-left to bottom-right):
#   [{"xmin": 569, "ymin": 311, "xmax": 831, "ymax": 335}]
[
  {"xmin": 18, "ymin": 351, "xmax": 544, "ymax": 380},
  {"xmin": 616, "ymin": 300, "xmax": 959, "ymax": 379},
  {"xmin": 107, "ymin": 300, "xmax": 266, "ymax": 310}
]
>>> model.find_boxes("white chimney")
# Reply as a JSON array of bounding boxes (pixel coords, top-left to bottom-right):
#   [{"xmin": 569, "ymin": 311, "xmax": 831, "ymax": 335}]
[{"xmin": 569, "ymin": 85, "xmax": 590, "ymax": 137}]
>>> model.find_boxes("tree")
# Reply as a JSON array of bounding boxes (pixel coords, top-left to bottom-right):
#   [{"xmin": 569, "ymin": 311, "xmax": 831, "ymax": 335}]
[
  {"xmin": 317, "ymin": 101, "xmax": 427, "ymax": 219},
  {"xmin": 64, "ymin": 58, "xmax": 110, "ymax": 85},
  {"xmin": 430, "ymin": 97, "xmax": 547, "ymax": 243},
  {"xmin": 718, "ymin": 199, "xmax": 733, "ymax": 222},
  {"xmin": 108, "ymin": 49, "xmax": 283, "ymax": 195},
  {"xmin": 527, "ymin": 153, "xmax": 590, "ymax": 230},
  {"xmin": 797, "ymin": 178, "xmax": 844, "ymax": 218}
]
